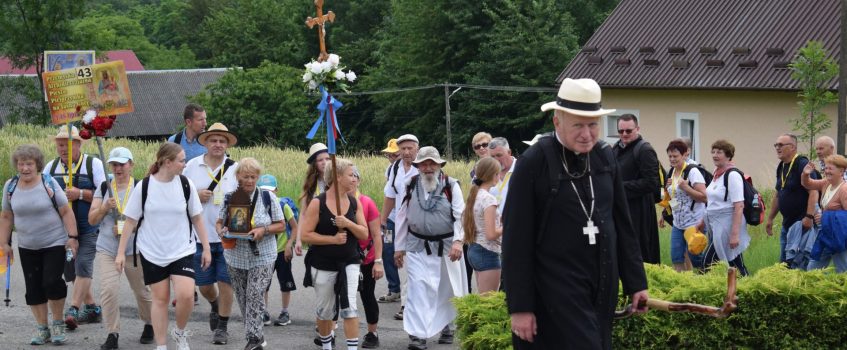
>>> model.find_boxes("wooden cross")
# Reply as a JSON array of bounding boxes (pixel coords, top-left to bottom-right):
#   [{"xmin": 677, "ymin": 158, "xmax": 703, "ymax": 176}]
[{"xmin": 305, "ymin": 0, "xmax": 336, "ymax": 62}]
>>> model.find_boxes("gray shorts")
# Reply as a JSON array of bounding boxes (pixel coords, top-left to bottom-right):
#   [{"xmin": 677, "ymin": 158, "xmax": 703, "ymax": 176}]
[
  {"xmin": 74, "ymin": 231, "xmax": 98, "ymax": 278},
  {"xmin": 311, "ymin": 264, "xmax": 360, "ymax": 320}
]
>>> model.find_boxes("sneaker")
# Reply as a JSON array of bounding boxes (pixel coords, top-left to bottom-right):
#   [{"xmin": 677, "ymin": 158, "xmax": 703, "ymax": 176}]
[
  {"xmin": 79, "ymin": 304, "xmax": 103, "ymax": 324},
  {"xmin": 438, "ymin": 326, "xmax": 454, "ymax": 344},
  {"xmin": 394, "ymin": 306, "xmax": 404, "ymax": 321},
  {"xmin": 244, "ymin": 335, "xmax": 267, "ymax": 350},
  {"xmin": 212, "ymin": 328, "xmax": 228, "ymax": 345},
  {"xmin": 194, "ymin": 291, "xmax": 199, "ymax": 305},
  {"xmin": 139, "ymin": 324, "xmax": 154, "ymax": 344},
  {"xmin": 51, "ymin": 320, "xmax": 67, "ymax": 345},
  {"xmin": 30, "ymin": 325, "xmax": 51, "ymax": 345},
  {"xmin": 170, "ymin": 328, "xmax": 192, "ymax": 350},
  {"xmin": 377, "ymin": 292, "xmax": 401, "ymax": 303},
  {"xmin": 313, "ymin": 328, "xmax": 335, "ymax": 346},
  {"xmin": 64, "ymin": 307, "xmax": 79, "ymax": 331},
  {"xmin": 273, "ymin": 311, "xmax": 291, "ymax": 326},
  {"xmin": 262, "ymin": 311, "xmax": 271, "ymax": 326},
  {"xmin": 362, "ymin": 332, "xmax": 380, "ymax": 348},
  {"xmin": 408, "ymin": 336, "xmax": 427, "ymax": 350},
  {"xmin": 209, "ymin": 311, "xmax": 219, "ymax": 332},
  {"xmin": 100, "ymin": 333, "xmax": 119, "ymax": 350}
]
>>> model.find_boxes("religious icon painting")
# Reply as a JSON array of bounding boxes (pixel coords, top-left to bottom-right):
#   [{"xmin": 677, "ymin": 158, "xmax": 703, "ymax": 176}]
[{"xmin": 225, "ymin": 190, "xmax": 253, "ymax": 239}]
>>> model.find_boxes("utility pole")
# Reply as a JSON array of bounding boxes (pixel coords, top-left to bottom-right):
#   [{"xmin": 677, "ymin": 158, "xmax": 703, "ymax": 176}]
[
  {"xmin": 839, "ymin": 0, "xmax": 847, "ymax": 153},
  {"xmin": 444, "ymin": 84, "xmax": 462, "ymax": 161}
]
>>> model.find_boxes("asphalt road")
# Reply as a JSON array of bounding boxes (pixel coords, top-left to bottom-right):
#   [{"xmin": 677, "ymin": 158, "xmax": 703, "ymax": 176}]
[{"xmin": 0, "ymin": 246, "xmax": 462, "ymax": 350}]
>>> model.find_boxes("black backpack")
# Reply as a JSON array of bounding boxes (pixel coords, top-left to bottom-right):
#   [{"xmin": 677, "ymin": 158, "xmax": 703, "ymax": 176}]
[
  {"xmin": 132, "ymin": 175, "xmax": 193, "ymax": 266},
  {"xmin": 386, "ymin": 159, "xmax": 403, "ymax": 195},
  {"xmin": 666, "ymin": 163, "xmax": 714, "ymax": 210},
  {"xmin": 171, "ymin": 129, "xmax": 185, "ymax": 145},
  {"xmin": 723, "ymin": 168, "xmax": 765, "ymax": 226},
  {"xmin": 48, "ymin": 154, "xmax": 96, "ymax": 188}
]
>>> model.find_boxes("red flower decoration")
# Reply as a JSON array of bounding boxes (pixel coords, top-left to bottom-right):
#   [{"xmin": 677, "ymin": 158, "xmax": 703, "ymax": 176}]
[
  {"xmin": 108, "ymin": 115, "xmax": 116, "ymax": 120},
  {"xmin": 103, "ymin": 118, "xmax": 114, "ymax": 130},
  {"xmin": 79, "ymin": 129, "xmax": 92, "ymax": 140}
]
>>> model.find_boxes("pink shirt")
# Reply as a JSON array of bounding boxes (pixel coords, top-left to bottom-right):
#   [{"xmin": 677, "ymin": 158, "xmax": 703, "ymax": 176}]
[{"xmin": 357, "ymin": 194, "xmax": 380, "ymax": 264}]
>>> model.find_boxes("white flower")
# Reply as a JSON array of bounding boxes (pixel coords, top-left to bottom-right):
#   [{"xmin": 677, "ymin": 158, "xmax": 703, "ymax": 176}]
[
  {"xmin": 328, "ymin": 54, "xmax": 340, "ymax": 67},
  {"xmin": 302, "ymin": 72, "xmax": 312, "ymax": 83},
  {"xmin": 82, "ymin": 109, "xmax": 96, "ymax": 124},
  {"xmin": 319, "ymin": 61, "xmax": 332, "ymax": 73},
  {"xmin": 345, "ymin": 71, "xmax": 357, "ymax": 82},
  {"xmin": 308, "ymin": 80, "xmax": 319, "ymax": 90},
  {"xmin": 333, "ymin": 70, "xmax": 346, "ymax": 80},
  {"xmin": 309, "ymin": 62, "xmax": 322, "ymax": 75}
]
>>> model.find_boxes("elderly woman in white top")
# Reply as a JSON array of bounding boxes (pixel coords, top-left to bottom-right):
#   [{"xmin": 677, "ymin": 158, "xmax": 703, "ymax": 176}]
[
  {"xmin": 215, "ymin": 158, "xmax": 286, "ymax": 350},
  {"xmin": 801, "ymin": 154, "xmax": 847, "ymax": 272},
  {"xmin": 698, "ymin": 140, "xmax": 749, "ymax": 276},
  {"xmin": 0, "ymin": 144, "xmax": 78, "ymax": 345}
]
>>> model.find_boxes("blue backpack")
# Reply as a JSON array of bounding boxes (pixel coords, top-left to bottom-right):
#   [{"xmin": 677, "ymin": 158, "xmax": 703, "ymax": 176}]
[{"xmin": 259, "ymin": 192, "xmax": 299, "ymax": 239}]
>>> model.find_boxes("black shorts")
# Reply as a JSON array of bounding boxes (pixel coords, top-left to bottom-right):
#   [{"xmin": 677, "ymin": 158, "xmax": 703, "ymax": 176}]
[
  {"xmin": 271, "ymin": 251, "xmax": 297, "ymax": 292},
  {"xmin": 140, "ymin": 254, "xmax": 195, "ymax": 285},
  {"xmin": 19, "ymin": 246, "xmax": 67, "ymax": 305}
]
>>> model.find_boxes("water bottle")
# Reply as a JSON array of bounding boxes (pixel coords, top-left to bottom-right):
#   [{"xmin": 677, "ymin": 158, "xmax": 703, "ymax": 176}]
[{"xmin": 66, "ymin": 248, "xmax": 73, "ymax": 262}]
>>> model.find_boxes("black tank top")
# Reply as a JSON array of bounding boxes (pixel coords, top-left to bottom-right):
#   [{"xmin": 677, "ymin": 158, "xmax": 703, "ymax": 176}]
[{"xmin": 307, "ymin": 192, "xmax": 361, "ymax": 270}]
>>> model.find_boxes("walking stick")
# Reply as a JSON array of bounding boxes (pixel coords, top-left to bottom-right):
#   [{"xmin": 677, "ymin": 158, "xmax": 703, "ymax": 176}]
[
  {"xmin": 3, "ymin": 236, "xmax": 10, "ymax": 307},
  {"xmin": 615, "ymin": 267, "xmax": 738, "ymax": 319}
]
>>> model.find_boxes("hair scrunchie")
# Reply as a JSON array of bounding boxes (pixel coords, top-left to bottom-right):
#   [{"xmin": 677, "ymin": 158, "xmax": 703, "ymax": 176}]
[{"xmin": 472, "ymin": 178, "xmax": 484, "ymax": 186}]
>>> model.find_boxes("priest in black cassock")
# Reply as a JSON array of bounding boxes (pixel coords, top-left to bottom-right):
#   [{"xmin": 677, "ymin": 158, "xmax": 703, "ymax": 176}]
[{"xmin": 502, "ymin": 78, "xmax": 648, "ymax": 350}]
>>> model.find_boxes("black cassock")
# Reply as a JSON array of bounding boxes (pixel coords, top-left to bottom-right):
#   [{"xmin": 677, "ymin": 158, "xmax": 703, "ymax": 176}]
[
  {"xmin": 614, "ymin": 136, "xmax": 661, "ymax": 264},
  {"xmin": 502, "ymin": 136, "xmax": 647, "ymax": 350}
]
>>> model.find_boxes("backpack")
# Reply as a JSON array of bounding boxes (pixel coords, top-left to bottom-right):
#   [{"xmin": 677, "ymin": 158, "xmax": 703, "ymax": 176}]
[
  {"xmin": 207, "ymin": 158, "xmax": 235, "ymax": 192},
  {"xmin": 386, "ymin": 159, "xmax": 403, "ymax": 195},
  {"xmin": 48, "ymin": 154, "xmax": 95, "ymax": 188},
  {"xmin": 258, "ymin": 191, "xmax": 299, "ymax": 239},
  {"xmin": 171, "ymin": 129, "xmax": 184, "ymax": 145},
  {"xmin": 723, "ymin": 168, "xmax": 765, "ymax": 226},
  {"xmin": 99, "ymin": 179, "xmax": 139, "ymax": 198},
  {"xmin": 632, "ymin": 140, "xmax": 665, "ymax": 203},
  {"xmin": 132, "ymin": 175, "xmax": 193, "ymax": 266},
  {"xmin": 537, "ymin": 136, "xmax": 617, "ymax": 245},
  {"xmin": 665, "ymin": 163, "xmax": 714, "ymax": 211},
  {"xmin": 401, "ymin": 173, "xmax": 455, "ymax": 207},
  {"xmin": 6, "ymin": 173, "xmax": 61, "ymax": 217}
]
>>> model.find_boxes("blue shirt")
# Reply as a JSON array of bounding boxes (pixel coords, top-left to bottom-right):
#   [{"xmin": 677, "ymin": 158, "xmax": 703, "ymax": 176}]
[{"xmin": 168, "ymin": 130, "xmax": 207, "ymax": 161}]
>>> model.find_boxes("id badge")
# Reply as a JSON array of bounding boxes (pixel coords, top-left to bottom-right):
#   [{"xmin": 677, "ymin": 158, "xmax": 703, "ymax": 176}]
[
  {"xmin": 383, "ymin": 228, "xmax": 394, "ymax": 244},
  {"xmin": 213, "ymin": 187, "xmax": 224, "ymax": 205},
  {"xmin": 669, "ymin": 198, "xmax": 680, "ymax": 211},
  {"xmin": 116, "ymin": 218, "xmax": 126, "ymax": 236}
]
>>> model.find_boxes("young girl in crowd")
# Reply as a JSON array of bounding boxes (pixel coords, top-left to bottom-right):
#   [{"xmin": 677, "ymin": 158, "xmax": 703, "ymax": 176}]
[{"xmin": 462, "ymin": 157, "xmax": 503, "ymax": 293}]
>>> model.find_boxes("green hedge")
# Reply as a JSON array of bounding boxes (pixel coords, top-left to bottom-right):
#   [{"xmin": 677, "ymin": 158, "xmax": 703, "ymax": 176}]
[{"xmin": 454, "ymin": 264, "xmax": 847, "ymax": 350}]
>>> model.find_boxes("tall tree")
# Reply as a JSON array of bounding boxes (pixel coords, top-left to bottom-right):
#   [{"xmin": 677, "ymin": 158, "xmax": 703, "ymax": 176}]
[
  {"xmin": 790, "ymin": 40, "xmax": 838, "ymax": 158},
  {"xmin": 0, "ymin": 0, "xmax": 87, "ymax": 122}
]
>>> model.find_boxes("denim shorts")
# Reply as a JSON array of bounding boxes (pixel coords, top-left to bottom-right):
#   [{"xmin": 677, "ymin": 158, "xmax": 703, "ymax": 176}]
[
  {"xmin": 467, "ymin": 243, "xmax": 501, "ymax": 271},
  {"xmin": 194, "ymin": 242, "xmax": 231, "ymax": 286},
  {"xmin": 74, "ymin": 231, "xmax": 98, "ymax": 278}
]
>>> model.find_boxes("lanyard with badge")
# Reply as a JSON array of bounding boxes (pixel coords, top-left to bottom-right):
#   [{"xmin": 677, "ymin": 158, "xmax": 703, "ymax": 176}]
[
  {"xmin": 495, "ymin": 171, "xmax": 512, "ymax": 203},
  {"xmin": 780, "ymin": 154, "xmax": 798, "ymax": 189},
  {"xmin": 112, "ymin": 177, "xmax": 133, "ymax": 235},
  {"xmin": 207, "ymin": 165, "xmax": 226, "ymax": 205},
  {"xmin": 61, "ymin": 158, "xmax": 84, "ymax": 186},
  {"xmin": 668, "ymin": 162, "xmax": 686, "ymax": 210}
]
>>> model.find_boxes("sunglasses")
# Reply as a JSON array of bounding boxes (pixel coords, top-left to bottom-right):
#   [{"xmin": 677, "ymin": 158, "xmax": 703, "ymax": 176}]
[
  {"xmin": 773, "ymin": 143, "xmax": 795, "ymax": 149},
  {"xmin": 473, "ymin": 143, "xmax": 489, "ymax": 150},
  {"xmin": 618, "ymin": 129, "xmax": 635, "ymax": 135}
]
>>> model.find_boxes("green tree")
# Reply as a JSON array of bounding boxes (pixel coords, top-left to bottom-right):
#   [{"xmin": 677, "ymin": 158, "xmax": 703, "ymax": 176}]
[
  {"xmin": 0, "ymin": 76, "xmax": 44, "ymax": 125},
  {"xmin": 790, "ymin": 40, "xmax": 838, "ymax": 158},
  {"xmin": 191, "ymin": 61, "xmax": 314, "ymax": 149},
  {"xmin": 0, "ymin": 0, "xmax": 87, "ymax": 123},
  {"xmin": 457, "ymin": 0, "xmax": 580, "ymax": 154}
]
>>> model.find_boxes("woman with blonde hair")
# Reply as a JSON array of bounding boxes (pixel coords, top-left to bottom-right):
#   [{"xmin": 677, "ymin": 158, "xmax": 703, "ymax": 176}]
[
  {"xmin": 115, "ymin": 142, "xmax": 211, "ymax": 350},
  {"xmin": 801, "ymin": 154, "xmax": 847, "ymax": 272},
  {"xmin": 216, "ymin": 158, "xmax": 286, "ymax": 349},
  {"xmin": 301, "ymin": 158, "xmax": 369, "ymax": 350},
  {"xmin": 462, "ymin": 157, "xmax": 503, "ymax": 293}
]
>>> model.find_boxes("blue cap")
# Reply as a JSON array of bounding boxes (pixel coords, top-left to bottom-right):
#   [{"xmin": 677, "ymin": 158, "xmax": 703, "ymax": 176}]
[
  {"xmin": 258, "ymin": 174, "xmax": 277, "ymax": 191},
  {"xmin": 107, "ymin": 147, "xmax": 133, "ymax": 164}
]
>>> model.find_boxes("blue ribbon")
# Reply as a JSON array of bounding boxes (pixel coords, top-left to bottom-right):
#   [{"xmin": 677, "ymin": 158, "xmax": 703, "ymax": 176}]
[{"xmin": 306, "ymin": 86, "xmax": 345, "ymax": 154}]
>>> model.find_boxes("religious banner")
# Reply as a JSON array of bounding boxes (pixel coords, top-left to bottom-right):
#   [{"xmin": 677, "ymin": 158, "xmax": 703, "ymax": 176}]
[
  {"xmin": 44, "ymin": 50, "xmax": 95, "ymax": 72},
  {"xmin": 43, "ymin": 60, "xmax": 134, "ymax": 125}
]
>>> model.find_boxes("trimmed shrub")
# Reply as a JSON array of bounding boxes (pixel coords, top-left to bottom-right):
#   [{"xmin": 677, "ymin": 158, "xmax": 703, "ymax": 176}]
[{"xmin": 454, "ymin": 264, "xmax": 847, "ymax": 350}]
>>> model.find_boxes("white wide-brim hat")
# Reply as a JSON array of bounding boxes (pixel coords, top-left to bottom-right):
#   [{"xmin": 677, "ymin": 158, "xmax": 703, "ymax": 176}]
[
  {"xmin": 412, "ymin": 146, "xmax": 446, "ymax": 166},
  {"xmin": 540, "ymin": 78, "xmax": 616, "ymax": 117},
  {"xmin": 523, "ymin": 134, "xmax": 545, "ymax": 146}
]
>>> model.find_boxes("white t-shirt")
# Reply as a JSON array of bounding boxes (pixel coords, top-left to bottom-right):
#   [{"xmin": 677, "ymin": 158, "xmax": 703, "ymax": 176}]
[
  {"xmin": 123, "ymin": 175, "xmax": 204, "ymax": 266},
  {"xmin": 384, "ymin": 160, "xmax": 419, "ymax": 215},
  {"xmin": 183, "ymin": 156, "xmax": 238, "ymax": 244},
  {"xmin": 706, "ymin": 170, "xmax": 745, "ymax": 211},
  {"xmin": 473, "ymin": 190, "xmax": 501, "ymax": 253},
  {"xmin": 667, "ymin": 166, "xmax": 707, "ymax": 228}
]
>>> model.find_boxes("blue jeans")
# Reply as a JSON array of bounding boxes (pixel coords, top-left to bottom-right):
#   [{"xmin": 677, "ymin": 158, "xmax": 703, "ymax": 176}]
[
  {"xmin": 381, "ymin": 220, "xmax": 400, "ymax": 293},
  {"xmin": 671, "ymin": 226, "xmax": 705, "ymax": 268},
  {"xmin": 780, "ymin": 225, "xmax": 789, "ymax": 263},
  {"xmin": 807, "ymin": 251, "xmax": 847, "ymax": 273}
]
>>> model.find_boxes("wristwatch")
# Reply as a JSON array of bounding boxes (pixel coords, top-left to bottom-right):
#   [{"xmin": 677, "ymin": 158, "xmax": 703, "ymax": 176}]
[
  {"xmin": 374, "ymin": 258, "xmax": 383, "ymax": 264},
  {"xmin": 79, "ymin": 189, "xmax": 84, "ymax": 201},
  {"xmin": 68, "ymin": 235, "xmax": 78, "ymax": 239}
]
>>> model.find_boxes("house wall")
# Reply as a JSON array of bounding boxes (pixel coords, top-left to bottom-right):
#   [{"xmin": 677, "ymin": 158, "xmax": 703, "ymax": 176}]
[{"xmin": 601, "ymin": 89, "xmax": 839, "ymax": 188}]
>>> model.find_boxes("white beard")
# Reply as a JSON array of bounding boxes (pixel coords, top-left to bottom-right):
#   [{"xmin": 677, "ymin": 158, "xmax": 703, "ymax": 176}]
[{"xmin": 421, "ymin": 171, "xmax": 439, "ymax": 193}]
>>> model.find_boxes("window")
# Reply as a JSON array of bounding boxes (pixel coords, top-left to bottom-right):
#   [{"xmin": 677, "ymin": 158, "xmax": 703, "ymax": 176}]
[
  {"xmin": 603, "ymin": 109, "xmax": 639, "ymax": 144},
  {"xmin": 676, "ymin": 112, "xmax": 699, "ymax": 161}
]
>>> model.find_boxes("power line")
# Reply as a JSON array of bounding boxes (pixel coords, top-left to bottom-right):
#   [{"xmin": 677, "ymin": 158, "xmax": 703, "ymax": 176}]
[{"xmin": 332, "ymin": 83, "xmax": 557, "ymax": 96}]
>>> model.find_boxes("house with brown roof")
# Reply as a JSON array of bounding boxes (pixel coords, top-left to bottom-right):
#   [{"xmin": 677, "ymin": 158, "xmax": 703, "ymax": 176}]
[{"xmin": 560, "ymin": 0, "xmax": 839, "ymax": 186}]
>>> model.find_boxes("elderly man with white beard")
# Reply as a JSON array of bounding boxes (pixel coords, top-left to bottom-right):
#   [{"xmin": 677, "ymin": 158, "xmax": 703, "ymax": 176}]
[{"xmin": 394, "ymin": 146, "xmax": 467, "ymax": 350}]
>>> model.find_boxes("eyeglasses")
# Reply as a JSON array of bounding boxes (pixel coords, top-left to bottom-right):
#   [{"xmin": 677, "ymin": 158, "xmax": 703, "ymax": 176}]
[
  {"xmin": 773, "ymin": 143, "xmax": 795, "ymax": 149},
  {"xmin": 618, "ymin": 129, "xmax": 635, "ymax": 135},
  {"xmin": 473, "ymin": 143, "xmax": 489, "ymax": 150}
]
